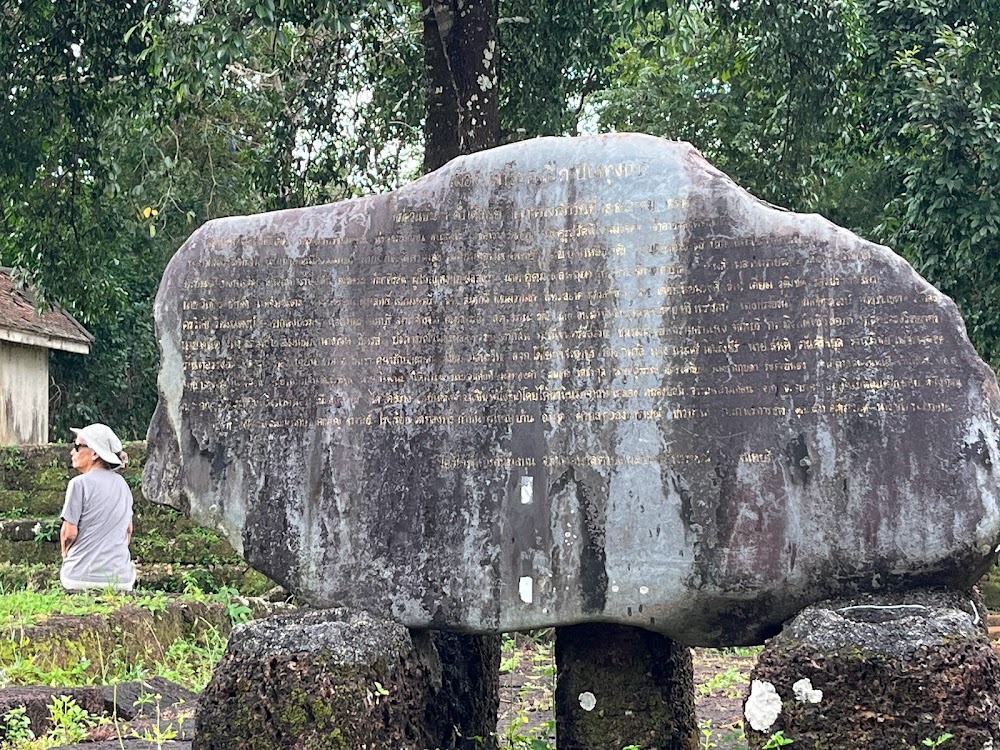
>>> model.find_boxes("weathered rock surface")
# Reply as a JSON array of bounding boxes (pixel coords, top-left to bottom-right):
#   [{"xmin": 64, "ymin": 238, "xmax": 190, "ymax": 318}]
[
  {"xmin": 745, "ymin": 589, "xmax": 1000, "ymax": 749},
  {"xmin": 554, "ymin": 623, "xmax": 697, "ymax": 750},
  {"xmin": 428, "ymin": 631, "xmax": 502, "ymax": 749},
  {"xmin": 101, "ymin": 676, "xmax": 198, "ymax": 722},
  {"xmin": 145, "ymin": 133, "xmax": 1000, "ymax": 645},
  {"xmin": 193, "ymin": 608, "xmax": 498, "ymax": 750},
  {"xmin": 0, "ymin": 685, "xmax": 105, "ymax": 741}
]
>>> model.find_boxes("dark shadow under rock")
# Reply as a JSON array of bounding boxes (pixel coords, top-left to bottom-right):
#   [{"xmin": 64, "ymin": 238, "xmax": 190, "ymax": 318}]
[{"xmin": 429, "ymin": 631, "xmax": 501, "ymax": 750}]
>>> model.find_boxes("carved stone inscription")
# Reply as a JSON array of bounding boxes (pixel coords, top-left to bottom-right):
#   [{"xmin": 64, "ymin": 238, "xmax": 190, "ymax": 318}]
[
  {"xmin": 178, "ymin": 194, "xmax": 955, "ymax": 451},
  {"xmin": 146, "ymin": 135, "xmax": 1000, "ymax": 646}
]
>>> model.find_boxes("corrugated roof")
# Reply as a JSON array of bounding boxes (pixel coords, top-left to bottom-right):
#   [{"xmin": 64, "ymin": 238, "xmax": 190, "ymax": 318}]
[{"xmin": 0, "ymin": 268, "xmax": 93, "ymax": 351}]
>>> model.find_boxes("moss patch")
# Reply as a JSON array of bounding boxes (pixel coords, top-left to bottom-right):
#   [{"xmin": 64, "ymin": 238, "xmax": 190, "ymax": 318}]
[
  {"xmin": 0, "ymin": 539, "xmax": 60, "ymax": 565},
  {"xmin": 0, "ymin": 598, "xmax": 234, "ymax": 683}
]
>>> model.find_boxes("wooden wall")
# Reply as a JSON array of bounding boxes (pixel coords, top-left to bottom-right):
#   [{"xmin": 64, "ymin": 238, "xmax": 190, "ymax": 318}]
[{"xmin": 0, "ymin": 340, "xmax": 48, "ymax": 444}]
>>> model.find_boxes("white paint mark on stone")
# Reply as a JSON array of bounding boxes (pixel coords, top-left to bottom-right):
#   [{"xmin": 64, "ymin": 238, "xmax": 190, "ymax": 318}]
[
  {"xmin": 611, "ymin": 584, "xmax": 620, "ymax": 593},
  {"xmin": 520, "ymin": 476, "xmax": 534, "ymax": 504},
  {"xmin": 792, "ymin": 678, "xmax": 823, "ymax": 704},
  {"xmin": 639, "ymin": 585, "xmax": 649, "ymax": 595},
  {"xmin": 518, "ymin": 576, "xmax": 533, "ymax": 604},
  {"xmin": 578, "ymin": 692, "xmax": 596, "ymax": 711},
  {"xmin": 745, "ymin": 680, "xmax": 782, "ymax": 731}
]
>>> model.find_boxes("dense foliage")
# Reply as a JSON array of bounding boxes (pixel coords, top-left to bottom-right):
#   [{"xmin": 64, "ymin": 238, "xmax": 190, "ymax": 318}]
[
  {"xmin": 595, "ymin": 0, "xmax": 1000, "ymax": 370},
  {"xmin": 1, "ymin": 0, "xmax": 998, "ymax": 438}
]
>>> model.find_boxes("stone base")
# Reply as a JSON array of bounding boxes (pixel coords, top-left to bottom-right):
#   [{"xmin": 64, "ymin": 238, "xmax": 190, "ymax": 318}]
[
  {"xmin": 745, "ymin": 589, "xmax": 1000, "ymax": 749},
  {"xmin": 0, "ymin": 686, "xmax": 105, "ymax": 741},
  {"xmin": 428, "ymin": 631, "xmax": 501, "ymax": 750},
  {"xmin": 555, "ymin": 623, "xmax": 698, "ymax": 750},
  {"xmin": 193, "ymin": 609, "xmax": 498, "ymax": 750}
]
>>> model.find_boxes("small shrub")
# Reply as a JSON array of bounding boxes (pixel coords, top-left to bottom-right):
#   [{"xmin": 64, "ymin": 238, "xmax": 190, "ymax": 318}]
[
  {"xmin": 0, "ymin": 447, "xmax": 27, "ymax": 472},
  {"xmin": 1, "ymin": 705, "xmax": 35, "ymax": 744}
]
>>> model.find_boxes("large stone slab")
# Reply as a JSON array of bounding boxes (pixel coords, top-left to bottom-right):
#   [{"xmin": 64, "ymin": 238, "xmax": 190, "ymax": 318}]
[{"xmin": 144, "ymin": 134, "xmax": 1000, "ymax": 646}]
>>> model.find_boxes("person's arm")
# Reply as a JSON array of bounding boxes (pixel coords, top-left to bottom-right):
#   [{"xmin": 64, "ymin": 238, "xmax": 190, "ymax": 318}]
[
  {"xmin": 60, "ymin": 520, "xmax": 78, "ymax": 558},
  {"xmin": 127, "ymin": 520, "xmax": 133, "ymax": 542}
]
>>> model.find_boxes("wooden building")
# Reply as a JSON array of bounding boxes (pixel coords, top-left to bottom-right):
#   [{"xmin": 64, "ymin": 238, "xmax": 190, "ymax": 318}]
[{"xmin": 0, "ymin": 269, "xmax": 92, "ymax": 444}]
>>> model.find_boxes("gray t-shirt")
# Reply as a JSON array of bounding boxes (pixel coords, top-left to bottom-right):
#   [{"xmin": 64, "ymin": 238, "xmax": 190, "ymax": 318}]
[{"xmin": 60, "ymin": 469, "xmax": 134, "ymax": 588}]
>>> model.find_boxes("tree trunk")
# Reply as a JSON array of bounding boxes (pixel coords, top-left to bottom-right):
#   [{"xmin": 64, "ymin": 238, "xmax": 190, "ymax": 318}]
[{"xmin": 421, "ymin": 0, "xmax": 499, "ymax": 173}]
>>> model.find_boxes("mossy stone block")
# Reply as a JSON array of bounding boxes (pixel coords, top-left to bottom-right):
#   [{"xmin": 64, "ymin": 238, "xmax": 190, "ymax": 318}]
[
  {"xmin": 0, "ymin": 489, "xmax": 29, "ymax": 516},
  {"xmin": 21, "ymin": 489, "xmax": 65, "ymax": 517},
  {"xmin": 0, "ymin": 539, "xmax": 60, "ymax": 565},
  {"xmin": 194, "ymin": 608, "xmax": 497, "ymax": 750}
]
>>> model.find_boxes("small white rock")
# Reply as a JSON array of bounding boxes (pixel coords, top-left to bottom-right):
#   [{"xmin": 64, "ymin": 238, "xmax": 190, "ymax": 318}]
[
  {"xmin": 792, "ymin": 677, "xmax": 823, "ymax": 704},
  {"xmin": 745, "ymin": 679, "xmax": 782, "ymax": 731}
]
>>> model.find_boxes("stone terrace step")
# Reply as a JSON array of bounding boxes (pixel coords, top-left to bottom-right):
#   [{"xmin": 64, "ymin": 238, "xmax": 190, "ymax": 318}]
[
  {"xmin": 0, "ymin": 562, "xmax": 278, "ymax": 597},
  {"xmin": 987, "ymin": 613, "xmax": 1000, "ymax": 641},
  {"xmin": 0, "ymin": 517, "xmax": 58, "ymax": 542}
]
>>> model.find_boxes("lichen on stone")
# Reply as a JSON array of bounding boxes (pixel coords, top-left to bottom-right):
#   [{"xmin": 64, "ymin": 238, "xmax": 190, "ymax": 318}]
[
  {"xmin": 745, "ymin": 679, "xmax": 782, "ymax": 732},
  {"xmin": 792, "ymin": 677, "xmax": 823, "ymax": 704}
]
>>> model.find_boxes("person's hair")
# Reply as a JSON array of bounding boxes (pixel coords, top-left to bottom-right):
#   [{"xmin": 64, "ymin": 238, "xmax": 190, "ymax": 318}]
[{"xmin": 94, "ymin": 450, "xmax": 128, "ymax": 472}]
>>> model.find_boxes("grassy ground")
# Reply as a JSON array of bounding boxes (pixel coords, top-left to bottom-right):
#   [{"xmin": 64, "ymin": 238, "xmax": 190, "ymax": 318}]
[{"xmin": 1, "ymin": 586, "xmax": 761, "ymax": 750}]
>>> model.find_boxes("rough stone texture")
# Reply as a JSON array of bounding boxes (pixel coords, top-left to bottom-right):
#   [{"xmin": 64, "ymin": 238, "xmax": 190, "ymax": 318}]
[
  {"xmin": 554, "ymin": 623, "xmax": 697, "ymax": 750},
  {"xmin": 145, "ymin": 133, "xmax": 1000, "ymax": 646},
  {"xmin": 0, "ymin": 685, "xmax": 105, "ymax": 740},
  {"xmin": 193, "ymin": 608, "xmax": 497, "ymax": 750},
  {"xmin": 428, "ymin": 631, "xmax": 501, "ymax": 750},
  {"xmin": 745, "ymin": 588, "xmax": 1000, "ymax": 749},
  {"xmin": 101, "ymin": 676, "xmax": 198, "ymax": 721}
]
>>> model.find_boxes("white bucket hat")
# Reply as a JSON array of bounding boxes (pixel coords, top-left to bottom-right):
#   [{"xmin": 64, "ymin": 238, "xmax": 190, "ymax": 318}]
[{"xmin": 71, "ymin": 423, "xmax": 123, "ymax": 466}]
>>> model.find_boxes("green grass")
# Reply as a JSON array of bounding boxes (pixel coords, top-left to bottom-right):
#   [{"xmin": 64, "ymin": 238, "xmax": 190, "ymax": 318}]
[
  {"xmin": 0, "ymin": 581, "xmax": 234, "ymax": 749},
  {"xmin": 696, "ymin": 664, "xmax": 750, "ymax": 699},
  {"xmin": 499, "ymin": 631, "xmax": 557, "ymax": 750},
  {"xmin": 0, "ymin": 586, "xmax": 172, "ymax": 629},
  {"xmin": 0, "ymin": 580, "xmax": 249, "ymax": 693}
]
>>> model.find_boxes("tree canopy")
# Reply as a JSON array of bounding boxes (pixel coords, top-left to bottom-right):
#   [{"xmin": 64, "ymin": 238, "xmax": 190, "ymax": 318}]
[
  {"xmin": 595, "ymin": 0, "xmax": 1000, "ymax": 368},
  {"xmin": 1, "ymin": 0, "xmax": 998, "ymax": 438}
]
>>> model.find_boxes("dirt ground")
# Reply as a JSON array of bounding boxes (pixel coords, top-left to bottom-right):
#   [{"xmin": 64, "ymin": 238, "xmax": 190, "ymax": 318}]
[
  {"xmin": 691, "ymin": 648, "xmax": 756, "ymax": 749},
  {"xmin": 497, "ymin": 634, "xmax": 755, "ymax": 749}
]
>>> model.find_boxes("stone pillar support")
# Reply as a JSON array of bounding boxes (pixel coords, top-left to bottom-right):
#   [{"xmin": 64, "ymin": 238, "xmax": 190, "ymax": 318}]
[
  {"xmin": 555, "ymin": 623, "xmax": 698, "ymax": 750},
  {"xmin": 745, "ymin": 589, "xmax": 1000, "ymax": 749}
]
